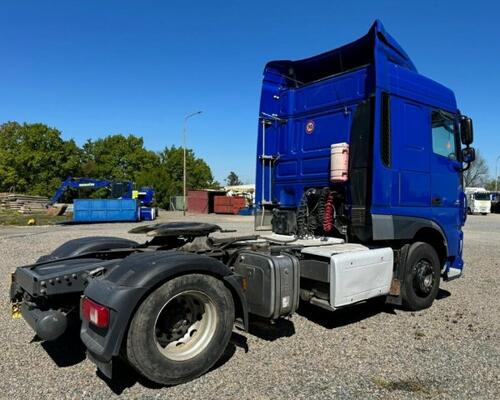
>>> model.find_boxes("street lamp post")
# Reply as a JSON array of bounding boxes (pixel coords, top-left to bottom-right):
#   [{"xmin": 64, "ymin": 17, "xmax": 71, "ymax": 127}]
[
  {"xmin": 495, "ymin": 155, "xmax": 500, "ymax": 192},
  {"xmin": 183, "ymin": 111, "xmax": 203, "ymax": 216}
]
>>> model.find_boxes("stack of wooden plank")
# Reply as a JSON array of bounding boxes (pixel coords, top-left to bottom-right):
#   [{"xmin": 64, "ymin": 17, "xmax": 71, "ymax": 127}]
[{"xmin": 0, "ymin": 193, "xmax": 49, "ymax": 214}]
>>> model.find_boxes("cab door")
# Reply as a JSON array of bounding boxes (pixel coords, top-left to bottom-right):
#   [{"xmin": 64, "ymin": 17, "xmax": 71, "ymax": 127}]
[{"xmin": 429, "ymin": 111, "xmax": 463, "ymax": 266}]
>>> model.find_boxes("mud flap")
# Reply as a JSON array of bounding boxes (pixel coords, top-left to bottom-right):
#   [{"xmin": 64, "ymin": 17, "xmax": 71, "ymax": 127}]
[
  {"xmin": 385, "ymin": 244, "xmax": 410, "ymax": 306},
  {"xmin": 87, "ymin": 351, "xmax": 113, "ymax": 379}
]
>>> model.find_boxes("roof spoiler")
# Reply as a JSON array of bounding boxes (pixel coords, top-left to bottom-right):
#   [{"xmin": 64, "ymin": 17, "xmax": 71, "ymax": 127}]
[{"xmin": 265, "ymin": 20, "xmax": 416, "ymax": 86}]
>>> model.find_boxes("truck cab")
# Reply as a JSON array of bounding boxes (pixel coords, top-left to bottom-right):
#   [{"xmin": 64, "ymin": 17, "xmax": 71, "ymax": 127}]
[
  {"xmin": 255, "ymin": 19, "xmax": 474, "ymax": 281},
  {"xmin": 465, "ymin": 187, "xmax": 491, "ymax": 215}
]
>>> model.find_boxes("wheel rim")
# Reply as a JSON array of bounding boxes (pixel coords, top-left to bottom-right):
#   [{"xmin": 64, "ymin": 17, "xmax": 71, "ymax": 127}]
[
  {"xmin": 154, "ymin": 290, "xmax": 218, "ymax": 361},
  {"xmin": 412, "ymin": 258, "xmax": 435, "ymax": 297}
]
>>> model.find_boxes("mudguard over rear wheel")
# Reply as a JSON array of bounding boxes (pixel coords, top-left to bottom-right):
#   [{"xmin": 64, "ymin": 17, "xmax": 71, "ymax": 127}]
[
  {"xmin": 35, "ymin": 236, "xmax": 138, "ymax": 263},
  {"xmin": 126, "ymin": 274, "xmax": 235, "ymax": 385}
]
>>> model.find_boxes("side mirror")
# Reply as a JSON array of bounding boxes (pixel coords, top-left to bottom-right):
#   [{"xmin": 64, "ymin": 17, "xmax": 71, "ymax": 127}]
[
  {"xmin": 462, "ymin": 147, "xmax": 475, "ymax": 163},
  {"xmin": 460, "ymin": 116, "xmax": 474, "ymax": 146}
]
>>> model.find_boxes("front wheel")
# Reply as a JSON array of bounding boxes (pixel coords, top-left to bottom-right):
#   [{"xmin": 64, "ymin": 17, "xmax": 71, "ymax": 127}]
[
  {"xmin": 401, "ymin": 242, "xmax": 441, "ymax": 311},
  {"xmin": 126, "ymin": 274, "xmax": 235, "ymax": 385}
]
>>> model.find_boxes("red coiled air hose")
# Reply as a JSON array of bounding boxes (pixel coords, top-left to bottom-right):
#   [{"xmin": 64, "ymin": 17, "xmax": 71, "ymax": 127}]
[{"xmin": 323, "ymin": 191, "xmax": 335, "ymax": 233}]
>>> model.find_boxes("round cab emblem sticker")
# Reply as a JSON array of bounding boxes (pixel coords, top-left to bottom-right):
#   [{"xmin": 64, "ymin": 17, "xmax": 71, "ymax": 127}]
[{"xmin": 305, "ymin": 120, "xmax": 315, "ymax": 134}]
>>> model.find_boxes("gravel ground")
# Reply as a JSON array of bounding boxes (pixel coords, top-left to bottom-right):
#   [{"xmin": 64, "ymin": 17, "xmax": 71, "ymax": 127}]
[{"xmin": 0, "ymin": 212, "xmax": 499, "ymax": 399}]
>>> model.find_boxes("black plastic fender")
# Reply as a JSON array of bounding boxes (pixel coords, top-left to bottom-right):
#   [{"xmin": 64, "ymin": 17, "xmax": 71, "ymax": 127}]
[
  {"xmin": 81, "ymin": 251, "xmax": 248, "ymax": 363},
  {"xmin": 37, "ymin": 236, "xmax": 139, "ymax": 263}
]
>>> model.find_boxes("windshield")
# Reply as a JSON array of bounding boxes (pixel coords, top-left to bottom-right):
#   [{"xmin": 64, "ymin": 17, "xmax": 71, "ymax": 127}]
[{"xmin": 474, "ymin": 193, "xmax": 490, "ymax": 201}]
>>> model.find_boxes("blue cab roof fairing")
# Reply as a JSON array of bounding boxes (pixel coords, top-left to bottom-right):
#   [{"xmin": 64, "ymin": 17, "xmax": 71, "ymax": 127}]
[{"xmin": 265, "ymin": 20, "xmax": 416, "ymax": 87}]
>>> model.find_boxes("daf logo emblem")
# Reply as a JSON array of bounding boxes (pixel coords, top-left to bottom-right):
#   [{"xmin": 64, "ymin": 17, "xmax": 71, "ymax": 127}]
[{"xmin": 305, "ymin": 120, "xmax": 315, "ymax": 134}]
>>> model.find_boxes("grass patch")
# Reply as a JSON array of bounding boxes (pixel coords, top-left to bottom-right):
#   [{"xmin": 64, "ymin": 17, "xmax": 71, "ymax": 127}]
[
  {"xmin": 415, "ymin": 330, "xmax": 426, "ymax": 339},
  {"xmin": 0, "ymin": 210, "xmax": 68, "ymax": 226},
  {"xmin": 373, "ymin": 377, "xmax": 435, "ymax": 395}
]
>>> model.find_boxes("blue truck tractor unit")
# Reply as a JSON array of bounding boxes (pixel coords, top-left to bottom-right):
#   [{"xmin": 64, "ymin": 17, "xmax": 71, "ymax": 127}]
[{"xmin": 10, "ymin": 21, "xmax": 474, "ymax": 386}]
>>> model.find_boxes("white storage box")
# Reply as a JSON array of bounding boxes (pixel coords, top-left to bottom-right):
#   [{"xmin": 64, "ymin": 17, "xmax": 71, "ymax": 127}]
[{"xmin": 330, "ymin": 247, "xmax": 393, "ymax": 307}]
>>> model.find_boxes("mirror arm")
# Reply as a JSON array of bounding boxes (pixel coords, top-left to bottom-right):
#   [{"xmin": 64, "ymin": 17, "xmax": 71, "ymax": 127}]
[
  {"xmin": 458, "ymin": 143, "xmax": 474, "ymax": 172},
  {"xmin": 460, "ymin": 162, "xmax": 472, "ymax": 172},
  {"xmin": 456, "ymin": 157, "xmax": 472, "ymax": 172}
]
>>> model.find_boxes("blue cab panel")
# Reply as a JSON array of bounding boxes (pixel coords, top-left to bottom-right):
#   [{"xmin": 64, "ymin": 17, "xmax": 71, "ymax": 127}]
[
  {"xmin": 255, "ymin": 20, "xmax": 468, "ymax": 274},
  {"xmin": 73, "ymin": 199, "xmax": 139, "ymax": 222}
]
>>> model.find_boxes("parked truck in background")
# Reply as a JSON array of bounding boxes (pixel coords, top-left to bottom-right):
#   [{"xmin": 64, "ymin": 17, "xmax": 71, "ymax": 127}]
[
  {"xmin": 465, "ymin": 187, "xmax": 491, "ymax": 215},
  {"xmin": 490, "ymin": 191, "xmax": 500, "ymax": 213},
  {"xmin": 10, "ymin": 21, "xmax": 475, "ymax": 386}
]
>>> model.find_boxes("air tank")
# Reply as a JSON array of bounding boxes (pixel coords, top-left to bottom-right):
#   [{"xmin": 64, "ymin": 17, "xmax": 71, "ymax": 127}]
[{"xmin": 330, "ymin": 143, "xmax": 349, "ymax": 182}]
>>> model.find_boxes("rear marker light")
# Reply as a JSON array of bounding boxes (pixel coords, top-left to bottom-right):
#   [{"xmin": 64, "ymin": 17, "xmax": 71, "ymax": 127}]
[{"xmin": 82, "ymin": 297, "xmax": 109, "ymax": 328}]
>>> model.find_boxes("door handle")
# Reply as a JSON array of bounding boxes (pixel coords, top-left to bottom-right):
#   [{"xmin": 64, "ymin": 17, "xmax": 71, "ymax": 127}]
[{"xmin": 432, "ymin": 197, "xmax": 442, "ymax": 205}]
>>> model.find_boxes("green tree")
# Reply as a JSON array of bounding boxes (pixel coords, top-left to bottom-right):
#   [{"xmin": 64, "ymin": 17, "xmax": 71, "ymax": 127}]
[
  {"xmin": 82, "ymin": 134, "xmax": 160, "ymax": 181},
  {"xmin": 138, "ymin": 146, "xmax": 218, "ymax": 209},
  {"xmin": 0, "ymin": 122, "xmax": 82, "ymax": 196},
  {"xmin": 225, "ymin": 171, "xmax": 242, "ymax": 186},
  {"xmin": 161, "ymin": 146, "xmax": 218, "ymax": 193},
  {"xmin": 134, "ymin": 166, "xmax": 172, "ymax": 209},
  {"xmin": 0, "ymin": 124, "xmax": 219, "ymax": 209}
]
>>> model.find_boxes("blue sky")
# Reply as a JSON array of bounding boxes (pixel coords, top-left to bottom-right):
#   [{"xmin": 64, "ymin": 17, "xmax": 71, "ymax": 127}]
[{"xmin": 1, "ymin": 1, "xmax": 499, "ymax": 183}]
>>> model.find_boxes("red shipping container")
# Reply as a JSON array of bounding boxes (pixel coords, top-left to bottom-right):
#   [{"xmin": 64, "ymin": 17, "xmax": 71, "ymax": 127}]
[
  {"xmin": 214, "ymin": 196, "xmax": 246, "ymax": 214},
  {"xmin": 214, "ymin": 196, "xmax": 231, "ymax": 206},
  {"xmin": 188, "ymin": 190, "xmax": 227, "ymax": 214},
  {"xmin": 230, "ymin": 197, "xmax": 246, "ymax": 213},
  {"xmin": 188, "ymin": 190, "xmax": 209, "ymax": 214}
]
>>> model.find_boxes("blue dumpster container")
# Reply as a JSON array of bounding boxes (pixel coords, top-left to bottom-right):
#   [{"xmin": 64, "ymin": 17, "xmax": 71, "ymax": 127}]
[{"xmin": 73, "ymin": 199, "xmax": 139, "ymax": 222}]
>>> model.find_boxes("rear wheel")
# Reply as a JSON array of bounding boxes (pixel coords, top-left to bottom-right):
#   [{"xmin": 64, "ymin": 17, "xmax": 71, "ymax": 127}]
[
  {"xmin": 401, "ymin": 242, "xmax": 441, "ymax": 311},
  {"xmin": 126, "ymin": 274, "xmax": 234, "ymax": 385}
]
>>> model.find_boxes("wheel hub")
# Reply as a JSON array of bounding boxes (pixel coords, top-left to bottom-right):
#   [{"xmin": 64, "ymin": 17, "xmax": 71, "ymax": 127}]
[
  {"xmin": 154, "ymin": 290, "xmax": 218, "ymax": 361},
  {"xmin": 413, "ymin": 259, "xmax": 435, "ymax": 296},
  {"xmin": 156, "ymin": 300, "xmax": 193, "ymax": 342}
]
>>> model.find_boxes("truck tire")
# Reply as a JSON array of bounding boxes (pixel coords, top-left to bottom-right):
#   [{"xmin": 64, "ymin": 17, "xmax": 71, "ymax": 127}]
[
  {"xmin": 126, "ymin": 274, "xmax": 235, "ymax": 385},
  {"xmin": 401, "ymin": 242, "xmax": 440, "ymax": 311}
]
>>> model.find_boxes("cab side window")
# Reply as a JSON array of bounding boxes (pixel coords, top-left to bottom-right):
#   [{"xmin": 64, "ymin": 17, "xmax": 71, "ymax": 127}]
[{"xmin": 431, "ymin": 111, "xmax": 458, "ymax": 160}]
